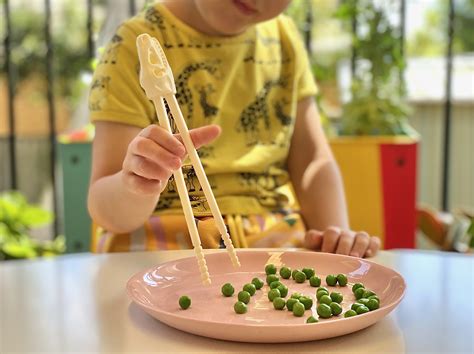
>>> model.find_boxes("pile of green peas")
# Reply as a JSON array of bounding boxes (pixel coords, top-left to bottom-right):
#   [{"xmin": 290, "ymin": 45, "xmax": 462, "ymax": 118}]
[
  {"xmin": 343, "ymin": 282, "xmax": 380, "ymax": 317},
  {"xmin": 315, "ymin": 287, "xmax": 343, "ymax": 318},
  {"xmin": 213, "ymin": 263, "xmax": 380, "ymax": 320},
  {"xmin": 266, "ymin": 264, "xmax": 318, "ymax": 322},
  {"xmin": 219, "ymin": 277, "xmax": 265, "ymax": 314},
  {"xmin": 273, "ymin": 292, "xmax": 315, "ymax": 321}
]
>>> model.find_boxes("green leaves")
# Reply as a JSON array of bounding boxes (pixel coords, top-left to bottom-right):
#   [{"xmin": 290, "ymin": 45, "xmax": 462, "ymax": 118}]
[
  {"xmin": 0, "ymin": 191, "xmax": 64, "ymax": 260},
  {"xmin": 9, "ymin": 0, "xmax": 92, "ymax": 103},
  {"xmin": 0, "ymin": 191, "xmax": 52, "ymax": 235},
  {"xmin": 2, "ymin": 237, "xmax": 38, "ymax": 260},
  {"xmin": 337, "ymin": 0, "xmax": 414, "ymax": 136}
]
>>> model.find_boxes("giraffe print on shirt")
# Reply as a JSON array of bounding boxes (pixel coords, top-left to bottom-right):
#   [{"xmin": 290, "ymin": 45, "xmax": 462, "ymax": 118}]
[
  {"xmin": 273, "ymin": 98, "xmax": 292, "ymax": 126},
  {"xmin": 89, "ymin": 76, "xmax": 111, "ymax": 111},
  {"xmin": 175, "ymin": 61, "xmax": 220, "ymax": 123},
  {"xmin": 196, "ymin": 84, "xmax": 219, "ymax": 119},
  {"xmin": 236, "ymin": 77, "xmax": 287, "ymax": 146},
  {"xmin": 99, "ymin": 34, "xmax": 123, "ymax": 65},
  {"xmin": 144, "ymin": 6, "xmax": 172, "ymax": 48}
]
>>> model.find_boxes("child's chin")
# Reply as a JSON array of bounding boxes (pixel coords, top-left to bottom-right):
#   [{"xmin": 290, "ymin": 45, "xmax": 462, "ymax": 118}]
[{"xmin": 212, "ymin": 23, "xmax": 250, "ymax": 37}]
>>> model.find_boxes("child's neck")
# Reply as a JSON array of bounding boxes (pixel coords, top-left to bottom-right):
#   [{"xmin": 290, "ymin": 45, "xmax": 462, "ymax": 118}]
[{"xmin": 163, "ymin": 0, "xmax": 226, "ymax": 37}]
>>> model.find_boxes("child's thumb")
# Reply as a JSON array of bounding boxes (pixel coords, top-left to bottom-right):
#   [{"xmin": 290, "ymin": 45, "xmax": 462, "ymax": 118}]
[{"xmin": 177, "ymin": 124, "xmax": 221, "ymax": 150}]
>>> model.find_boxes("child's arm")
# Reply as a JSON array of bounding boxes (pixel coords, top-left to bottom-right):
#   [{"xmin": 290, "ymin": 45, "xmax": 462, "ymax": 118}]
[
  {"xmin": 87, "ymin": 121, "xmax": 220, "ymax": 234},
  {"xmin": 288, "ymin": 97, "xmax": 380, "ymax": 257},
  {"xmin": 288, "ymin": 97, "xmax": 348, "ymax": 229}
]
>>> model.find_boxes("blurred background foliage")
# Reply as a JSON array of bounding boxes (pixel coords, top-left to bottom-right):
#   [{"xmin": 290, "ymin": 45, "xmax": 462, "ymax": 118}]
[
  {"xmin": 408, "ymin": 0, "xmax": 474, "ymax": 57},
  {"xmin": 0, "ymin": 191, "xmax": 65, "ymax": 260},
  {"xmin": 1, "ymin": 0, "xmax": 106, "ymax": 107},
  {"xmin": 3, "ymin": 0, "xmax": 472, "ymax": 114}
]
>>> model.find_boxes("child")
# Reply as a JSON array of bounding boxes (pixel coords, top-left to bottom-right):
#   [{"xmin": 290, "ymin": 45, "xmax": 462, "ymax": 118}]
[{"xmin": 87, "ymin": 0, "xmax": 380, "ymax": 257}]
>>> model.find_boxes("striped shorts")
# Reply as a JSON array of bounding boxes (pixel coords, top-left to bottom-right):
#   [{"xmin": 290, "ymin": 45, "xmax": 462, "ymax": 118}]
[{"xmin": 91, "ymin": 212, "xmax": 306, "ymax": 253}]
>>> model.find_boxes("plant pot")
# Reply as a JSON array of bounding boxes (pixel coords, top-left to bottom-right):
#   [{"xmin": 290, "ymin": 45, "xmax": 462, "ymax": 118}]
[{"xmin": 329, "ymin": 136, "xmax": 418, "ymax": 249}]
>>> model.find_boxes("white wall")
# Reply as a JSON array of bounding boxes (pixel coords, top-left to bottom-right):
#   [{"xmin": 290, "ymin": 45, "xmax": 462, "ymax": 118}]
[{"xmin": 410, "ymin": 102, "xmax": 474, "ymax": 212}]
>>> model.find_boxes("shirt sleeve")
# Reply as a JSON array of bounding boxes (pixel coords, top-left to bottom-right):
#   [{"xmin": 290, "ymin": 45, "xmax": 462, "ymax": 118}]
[
  {"xmin": 88, "ymin": 23, "xmax": 156, "ymax": 128},
  {"xmin": 283, "ymin": 16, "xmax": 318, "ymax": 101}
]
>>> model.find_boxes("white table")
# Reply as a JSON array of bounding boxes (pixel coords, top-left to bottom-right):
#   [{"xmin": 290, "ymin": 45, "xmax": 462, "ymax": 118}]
[{"xmin": 1, "ymin": 249, "xmax": 473, "ymax": 353}]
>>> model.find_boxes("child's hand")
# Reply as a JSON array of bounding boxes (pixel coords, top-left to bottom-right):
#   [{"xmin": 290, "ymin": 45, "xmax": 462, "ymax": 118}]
[
  {"xmin": 121, "ymin": 124, "xmax": 221, "ymax": 195},
  {"xmin": 304, "ymin": 227, "xmax": 381, "ymax": 258}
]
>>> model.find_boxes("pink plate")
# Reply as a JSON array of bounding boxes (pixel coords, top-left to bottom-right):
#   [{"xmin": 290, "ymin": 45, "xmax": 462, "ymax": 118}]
[{"xmin": 126, "ymin": 250, "xmax": 406, "ymax": 343}]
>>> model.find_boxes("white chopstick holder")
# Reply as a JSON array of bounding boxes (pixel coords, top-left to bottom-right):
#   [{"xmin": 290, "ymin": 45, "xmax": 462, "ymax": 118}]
[{"xmin": 136, "ymin": 34, "xmax": 241, "ymax": 285}]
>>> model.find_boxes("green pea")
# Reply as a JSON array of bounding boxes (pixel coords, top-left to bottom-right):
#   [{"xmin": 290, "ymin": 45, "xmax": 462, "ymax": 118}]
[
  {"xmin": 277, "ymin": 284, "xmax": 289, "ymax": 298},
  {"xmin": 317, "ymin": 303, "xmax": 332, "ymax": 318},
  {"xmin": 363, "ymin": 290, "xmax": 376, "ymax": 298},
  {"xmin": 337, "ymin": 273, "xmax": 348, "ymax": 286},
  {"xmin": 270, "ymin": 281, "xmax": 282, "ymax": 289},
  {"xmin": 279, "ymin": 266, "xmax": 292, "ymax": 279},
  {"xmin": 354, "ymin": 287, "xmax": 366, "ymax": 300},
  {"xmin": 352, "ymin": 283, "xmax": 365, "ymax": 293},
  {"xmin": 326, "ymin": 274, "xmax": 337, "ymax": 286},
  {"xmin": 306, "ymin": 315, "xmax": 319, "ymax": 323},
  {"xmin": 238, "ymin": 291, "xmax": 251, "ymax": 304},
  {"xmin": 299, "ymin": 296, "xmax": 313, "ymax": 310},
  {"xmin": 330, "ymin": 292, "xmax": 343, "ymax": 304},
  {"xmin": 368, "ymin": 295, "xmax": 380, "ymax": 303},
  {"xmin": 291, "ymin": 269, "xmax": 299, "ymax": 280},
  {"xmin": 316, "ymin": 290, "xmax": 329, "ymax": 301},
  {"xmin": 251, "ymin": 277, "xmax": 264, "ymax": 290},
  {"xmin": 273, "ymin": 297, "xmax": 286, "ymax": 310},
  {"xmin": 302, "ymin": 267, "xmax": 315, "ymax": 279},
  {"xmin": 286, "ymin": 298, "xmax": 299, "ymax": 311},
  {"xmin": 179, "ymin": 295, "xmax": 191, "ymax": 310},
  {"xmin": 319, "ymin": 294, "xmax": 332, "ymax": 305},
  {"xmin": 243, "ymin": 283, "xmax": 256, "ymax": 296},
  {"xmin": 265, "ymin": 264, "xmax": 277, "ymax": 275},
  {"xmin": 358, "ymin": 298, "xmax": 370, "ymax": 306},
  {"xmin": 309, "ymin": 275, "xmax": 321, "ymax": 287},
  {"xmin": 367, "ymin": 298, "xmax": 380, "ymax": 311},
  {"xmin": 292, "ymin": 302, "xmax": 305, "ymax": 317},
  {"xmin": 344, "ymin": 310, "xmax": 357, "ymax": 318},
  {"xmin": 266, "ymin": 274, "xmax": 279, "ymax": 285},
  {"xmin": 221, "ymin": 283, "xmax": 235, "ymax": 297},
  {"xmin": 291, "ymin": 292, "xmax": 303, "ymax": 299},
  {"xmin": 351, "ymin": 303, "xmax": 363, "ymax": 311},
  {"xmin": 234, "ymin": 301, "xmax": 247, "ymax": 314},
  {"xmin": 268, "ymin": 288, "xmax": 281, "ymax": 302},
  {"xmin": 294, "ymin": 271, "xmax": 306, "ymax": 283},
  {"xmin": 356, "ymin": 305, "xmax": 370, "ymax": 315},
  {"xmin": 330, "ymin": 302, "xmax": 343, "ymax": 316}
]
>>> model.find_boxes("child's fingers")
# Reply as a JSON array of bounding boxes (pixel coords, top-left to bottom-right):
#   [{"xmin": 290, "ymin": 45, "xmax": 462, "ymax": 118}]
[
  {"xmin": 335, "ymin": 230, "xmax": 355, "ymax": 255},
  {"xmin": 365, "ymin": 236, "xmax": 381, "ymax": 258},
  {"xmin": 140, "ymin": 125, "xmax": 186, "ymax": 157},
  {"xmin": 122, "ymin": 171, "xmax": 163, "ymax": 196},
  {"xmin": 131, "ymin": 137, "xmax": 182, "ymax": 171},
  {"xmin": 128, "ymin": 155, "xmax": 172, "ymax": 182},
  {"xmin": 350, "ymin": 231, "xmax": 370, "ymax": 258},
  {"xmin": 321, "ymin": 226, "xmax": 341, "ymax": 253},
  {"xmin": 304, "ymin": 229, "xmax": 323, "ymax": 250},
  {"xmin": 175, "ymin": 124, "xmax": 222, "ymax": 150}
]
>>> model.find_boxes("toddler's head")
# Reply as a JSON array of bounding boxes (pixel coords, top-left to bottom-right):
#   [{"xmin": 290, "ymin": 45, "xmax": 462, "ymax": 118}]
[{"xmin": 167, "ymin": 0, "xmax": 291, "ymax": 36}]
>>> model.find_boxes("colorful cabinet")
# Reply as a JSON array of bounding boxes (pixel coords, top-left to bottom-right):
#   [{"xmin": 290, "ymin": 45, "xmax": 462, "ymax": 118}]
[{"xmin": 330, "ymin": 136, "xmax": 418, "ymax": 249}]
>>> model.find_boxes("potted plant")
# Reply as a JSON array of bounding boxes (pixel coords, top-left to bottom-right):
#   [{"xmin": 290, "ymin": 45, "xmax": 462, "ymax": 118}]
[
  {"xmin": 0, "ymin": 191, "xmax": 65, "ymax": 260},
  {"xmin": 329, "ymin": 0, "xmax": 419, "ymax": 249}
]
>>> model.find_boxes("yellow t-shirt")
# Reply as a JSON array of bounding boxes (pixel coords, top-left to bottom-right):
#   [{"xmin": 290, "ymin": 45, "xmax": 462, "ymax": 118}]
[{"xmin": 89, "ymin": 3, "xmax": 317, "ymax": 216}]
